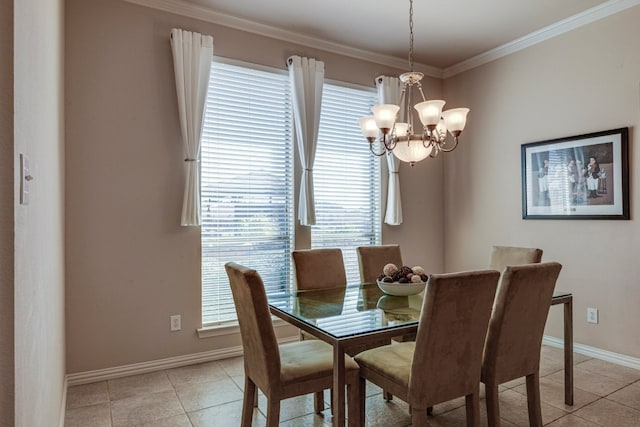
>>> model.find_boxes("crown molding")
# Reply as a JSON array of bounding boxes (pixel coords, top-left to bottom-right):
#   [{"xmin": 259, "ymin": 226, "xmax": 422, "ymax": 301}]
[
  {"xmin": 121, "ymin": 0, "xmax": 443, "ymax": 78},
  {"xmin": 443, "ymin": 0, "xmax": 640, "ymax": 78},
  {"xmin": 123, "ymin": 0, "xmax": 639, "ymax": 80}
]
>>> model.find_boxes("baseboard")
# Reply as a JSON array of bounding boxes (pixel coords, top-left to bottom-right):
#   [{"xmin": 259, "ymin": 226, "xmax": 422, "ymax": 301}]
[
  {"xmin": 69, "ymin": 334, "xmax": 639, "ymax": 387},
  {"xmin": 66, "ymin": 335, "xmax": 299, "ymax": 386},
  {"xmin": 59, "ymin": 376, "xmax": 68, "ymax": 427},
  {"xmin": 543, "ymin": 335, "xmax": 640, "ymax": 370}
]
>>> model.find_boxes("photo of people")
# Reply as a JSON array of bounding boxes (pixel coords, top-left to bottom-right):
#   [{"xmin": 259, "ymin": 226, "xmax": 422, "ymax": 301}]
[
  {"xmin": 522, "ymin": 128, "xmax": 628, "ymax": 219},
  {"xmin": 530, "ymin": 142, "xmax": 614, "ymax": 207}
]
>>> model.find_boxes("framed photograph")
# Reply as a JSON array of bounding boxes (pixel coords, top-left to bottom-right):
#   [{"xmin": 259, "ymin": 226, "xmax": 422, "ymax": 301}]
[{"xmin": 521, "ymin": 127, "xmax": 629, "ymax": 220}]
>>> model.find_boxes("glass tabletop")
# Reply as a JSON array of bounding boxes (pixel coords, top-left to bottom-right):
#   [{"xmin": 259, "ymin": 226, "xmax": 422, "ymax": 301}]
[
  {"xmin": 267, "ymin": 283, "xmax": 422, "ymax": 339},
  {"xmin": 267, "ymin": 282, "xmax": 572, "ymax": 340}
]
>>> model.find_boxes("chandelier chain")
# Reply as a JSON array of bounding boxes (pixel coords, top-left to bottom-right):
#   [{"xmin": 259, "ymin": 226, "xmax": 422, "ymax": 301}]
[{"xmin": 408, "ymin": 0, "xmax": 414, "ymax": 71}]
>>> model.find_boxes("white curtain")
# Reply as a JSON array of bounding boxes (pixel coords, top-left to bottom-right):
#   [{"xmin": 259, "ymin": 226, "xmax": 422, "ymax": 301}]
[
  {"xmin": 288, "ymin": 56, "xmax": 325, "ymax": 226},
  {"xmin": 170, "ymin": 28, "xmax": 214, "ymax": 226},
  {"xmin": 376, "ymin": 76, "xmax": 403, "ymax": 226}
]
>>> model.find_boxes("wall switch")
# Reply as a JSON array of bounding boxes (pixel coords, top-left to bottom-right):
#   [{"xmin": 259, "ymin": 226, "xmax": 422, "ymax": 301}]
[
  {"xmin": 20, "ymin": 154, "xmax": 33, "ymax": 205},
  {"xmin": 587, "ymin": 307, "xmax": 598, "ymax": 324},
  {"xmin": 170, "ymin": 315, "xmax": 181, "ymax": 331}
]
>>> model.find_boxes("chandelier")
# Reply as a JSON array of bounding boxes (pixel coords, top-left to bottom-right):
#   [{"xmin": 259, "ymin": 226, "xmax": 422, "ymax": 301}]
[{"xmin": 358, "ymin": 0, "xmax": 470, "ymax": 166}]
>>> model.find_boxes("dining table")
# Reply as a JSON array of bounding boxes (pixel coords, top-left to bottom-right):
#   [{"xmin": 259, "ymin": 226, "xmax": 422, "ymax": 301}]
[{"xmin": 266, "ymin": 282, "xmax": 573, "ymax": 427}]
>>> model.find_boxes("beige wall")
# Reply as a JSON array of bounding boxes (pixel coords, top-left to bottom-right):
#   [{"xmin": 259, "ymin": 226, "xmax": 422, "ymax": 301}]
[
  {"xmin": 0, "ymin": 0, "xmax": 15, "ymax": 425},
  {"xmin": 443, "ymin": 7, "xmax": 640, "ymax": 357},
  {"xmin": 14, "ymin": 0, "xmax": 67, "ymax": 425},
  {"xmin": 65, "ymin": 0, "xmax": 444, "ymax": 373}
]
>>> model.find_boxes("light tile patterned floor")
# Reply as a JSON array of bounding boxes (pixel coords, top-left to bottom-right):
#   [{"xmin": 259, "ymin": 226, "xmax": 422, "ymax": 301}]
[{"xmin": 64, "ymin": 345, "xmax": 640, "ymax": 426}]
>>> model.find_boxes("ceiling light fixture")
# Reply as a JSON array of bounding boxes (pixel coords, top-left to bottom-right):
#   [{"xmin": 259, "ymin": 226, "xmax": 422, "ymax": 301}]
[{"xmin": 358, "ymin": 0, "xmax": 470, "ymax": 166}]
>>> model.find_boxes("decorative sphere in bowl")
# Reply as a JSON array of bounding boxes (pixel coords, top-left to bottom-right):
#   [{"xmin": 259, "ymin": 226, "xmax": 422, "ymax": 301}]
[{"xmin": 376, "ymin": 280, "xmax": 426, "ymax": 296}]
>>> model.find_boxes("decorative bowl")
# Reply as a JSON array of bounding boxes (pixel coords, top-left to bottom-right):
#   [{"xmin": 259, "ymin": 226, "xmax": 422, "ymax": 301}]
[{"xmin": 376, "ymin": 280, "xmax": 426, "ymax": 296}]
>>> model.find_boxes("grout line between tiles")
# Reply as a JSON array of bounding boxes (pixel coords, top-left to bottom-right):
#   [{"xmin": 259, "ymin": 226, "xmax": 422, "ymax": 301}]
[{"xmin": 166, "ymin": 367, "xmax": 194, "ymax": 427}]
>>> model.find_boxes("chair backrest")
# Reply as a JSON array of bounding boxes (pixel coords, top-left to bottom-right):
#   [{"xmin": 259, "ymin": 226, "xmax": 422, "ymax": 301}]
[
  {"xmin": 356, "ymin": 244, "xmax": 403, "ymax": 283},
  {"xmin": 224, "ymin": 262, "xmax": 280, "ymax": 391},
  {"xmin": 488, "ymin": 245, "xmax": 543, "ymax": 273},
  {"xmin": 292, "ymin": 248, "xmax": 347, "ymax": 290},
  {"xmin": 409, "ymin": 270, "xmax": 500, "ymax": 406},
  {"xmin": 482, "ymin": 262, "xmax": 562, "ymax": 384}
]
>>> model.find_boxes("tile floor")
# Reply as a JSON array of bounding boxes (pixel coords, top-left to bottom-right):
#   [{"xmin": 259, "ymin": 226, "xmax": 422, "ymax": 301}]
[{"xmin": 64, "ymin": 345, "xmax": 640, "ymax": 426}]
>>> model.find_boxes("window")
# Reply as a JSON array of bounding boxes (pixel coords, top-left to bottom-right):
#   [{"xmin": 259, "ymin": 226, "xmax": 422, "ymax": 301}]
[
  {"xmin": 312, "ymin": 82, "xmax": 381, "ymax": 282},
  {"xmin": 200, "ymin": 59, "xmax": 294, "ymax": 326},
  {"xmin": 200, "ymin": 61, "xmax": 381, "ymax": 326}
]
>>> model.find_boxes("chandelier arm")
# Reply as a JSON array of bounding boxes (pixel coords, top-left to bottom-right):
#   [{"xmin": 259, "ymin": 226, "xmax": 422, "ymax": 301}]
[
  {"xmin": 369, "ymin": 140, "xmax": 388, "ymax": 157},
  {"xmin": 421, "ymin": 136, "xmax": 433, "ymax": 151},
  {"xmin": 429, "ymin": 146, "xmax": 440, "ymax": 158},
  {"xmin": 425, "ymin": 130, "xmax": 437, "ymax": 146},
  {"xmin": 439, "ymin": 136, "xmax": 460, "ymax": 152},
  {"xmin": 406, "ymin": 83, "xmax": 413, "ymax": 132},
  {"xmin": 384, "ymin": 135, "xmax": 398, "ymax": 151},
  {"xmin": 398, "ymin": 85, "xmax": 408, "ymax": 123},
  {"xmin": 415, "ymin": 82, "xmax": 427, "ymax": 102}
]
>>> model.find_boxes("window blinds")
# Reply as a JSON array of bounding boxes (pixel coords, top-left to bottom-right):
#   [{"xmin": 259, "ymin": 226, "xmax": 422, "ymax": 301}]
[
  {"xmin": 312, "ymin": 83, "xmax": 381, "ymax": 283},
  {"xmin": 200, "ymin": 59, "xmax": 294, "ymax": 326}
]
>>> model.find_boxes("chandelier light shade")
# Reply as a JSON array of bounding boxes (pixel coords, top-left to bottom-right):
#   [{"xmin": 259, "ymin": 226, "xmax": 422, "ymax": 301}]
[
  {"xmin": 358, "ymin": 0, "xmax": 470, "ymax": 166},
  {"xmin": 392, "ymin": 136, "xmax": 433, "ymax": 163}
]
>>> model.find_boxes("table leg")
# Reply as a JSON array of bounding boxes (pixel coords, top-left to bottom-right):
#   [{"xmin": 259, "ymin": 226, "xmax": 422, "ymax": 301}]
[
  {"xmin": 564, "ymin": 299, "xmax": 574, "ymax": 405},
  {"xmin": 333, "ymin": 342, "xmax": 346, "ymax": 427}
]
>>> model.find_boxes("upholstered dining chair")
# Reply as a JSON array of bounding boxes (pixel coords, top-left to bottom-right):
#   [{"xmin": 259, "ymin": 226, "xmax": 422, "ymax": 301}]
[
  {"xmin": 293, "ymin": 247, "xmax": 392, "ymax": 404},
  {"xmin": 488, "ymin": 245, "xmax": 543, "ymax": 273},
  {"xmin": 481, "ymin": 262, "xmax": 562, "ymax": 427},
  {"xmin": 293, "ymin": 247, "xmax": 384, "ymax": 347},
  {"xmin": 356, "ymin": 244, "xmax": 403, "ymax": 283},
  {"xmin": 354, "ymin": 270, "xmax": 500, "ymax": 426},
  {"xmin": 224, "ymin": 262, "xmax": 361, "ymax": 426},
  {"xmin": 292, "ymin": 248, "xmax": 347, "ymax": 291},
  {"xmin": 357, "ymin": 244, "xmax": 415, "ymax": 348},
  {"xmin": 292, "ymin": 248, "xmax": 347, "ymax": 343}
]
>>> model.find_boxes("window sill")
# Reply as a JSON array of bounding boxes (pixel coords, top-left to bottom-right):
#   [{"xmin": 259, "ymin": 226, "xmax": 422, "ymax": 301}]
[{"xmin": 197, "ymin": 317, "xmax": 293, "ymax": 339}]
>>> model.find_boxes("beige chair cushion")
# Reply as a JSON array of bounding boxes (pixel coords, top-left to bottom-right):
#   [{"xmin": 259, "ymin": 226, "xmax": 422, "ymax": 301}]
[
  {"xmin": 279, "ymin": 340, "xmax": 359, "ymax": 385},
  {"xmin": 351, "ymin": 342, "xmax": 414, "ymax": 388}
]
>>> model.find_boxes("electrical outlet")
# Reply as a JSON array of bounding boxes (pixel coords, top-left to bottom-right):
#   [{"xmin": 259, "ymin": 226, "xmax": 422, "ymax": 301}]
[
  {"xmin": 170, "ymin": 315, "xmax": 181, "ymax": 331},
  {"xmin": 587, "ymin": 307, "xmax": 598, "ymax": 324}
]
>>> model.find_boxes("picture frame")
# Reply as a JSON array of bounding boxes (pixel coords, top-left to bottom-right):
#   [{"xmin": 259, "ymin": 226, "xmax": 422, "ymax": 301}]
[{"xmin": 521, "ymin": 127, "xmax": 629, "ymax": 220}]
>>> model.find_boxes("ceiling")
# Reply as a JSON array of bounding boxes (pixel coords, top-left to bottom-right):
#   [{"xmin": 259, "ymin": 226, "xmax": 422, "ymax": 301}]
[{"xmin": 179, "ymin": 0, "xmax": 608, "ymax": 69}]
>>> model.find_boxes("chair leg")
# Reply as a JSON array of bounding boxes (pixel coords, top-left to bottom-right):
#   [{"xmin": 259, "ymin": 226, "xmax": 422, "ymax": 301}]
[
  {"xmin": 383, "ymin": 390, "xmax": 393, "ymax": 401},
  {"xmin": 314, "ymin": 391, "xmax": 324, "ymax": 414},
  {"xmin": 411, "ymin": 406, "xmax": 427, "ymax": 426},
  {"xmin": 485, "ymin": 383, "xmax": 500, "ymax": 427},
  {"xmin": 357, "ymin": 377, "xmax": 366, "ymax": 427},
  {"xmin": 330, "ymin": 388, "xmax": 335, "ymax": 415},
  {"xmin": 427, "ymin": 406, "xmax": 433, "ymax": 415},
  {"xmin": 526, "ymin": 372, "xmax": 543, "ymax": 427},
  {"xmin": 265, "ymin": 398, "xmax": 280, "ymax": 427},
  {"xmin": 465, "ymin": 392, "xmax": 481, "ymax": 427},
  {"xmin": 254, "ymin": 387, "xmax": 258, "ymax": 408},
  {"xmin": 347, "ymin": 378, "xmax": 361, "ymax": 427},
  {"xmin": 242, "ymin": 377, "xmax": 256, "ymax": 427}
]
